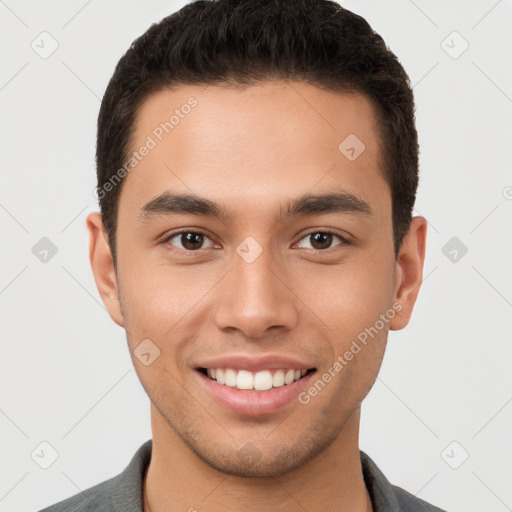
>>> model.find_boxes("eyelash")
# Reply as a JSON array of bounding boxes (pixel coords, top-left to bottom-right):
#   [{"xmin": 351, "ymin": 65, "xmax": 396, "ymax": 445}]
[{"xmin": 161, "ymin": 229, "xmax": 350, "ymax": 253}]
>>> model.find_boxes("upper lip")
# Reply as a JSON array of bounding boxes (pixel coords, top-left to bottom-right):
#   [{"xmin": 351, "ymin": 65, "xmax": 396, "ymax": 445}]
[{"xmin": 195, "ymin": 354, "xmax": 315, "ymax": 372}]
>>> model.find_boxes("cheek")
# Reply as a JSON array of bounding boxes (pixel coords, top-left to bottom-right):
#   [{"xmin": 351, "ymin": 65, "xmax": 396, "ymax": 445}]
[
  {"xmin": 295, "ymin": 255, "xmax": 395, "ymax": 334},
  {"xmin": 117, "ymin": 256, "xmax": 221, "ymax": 344}
]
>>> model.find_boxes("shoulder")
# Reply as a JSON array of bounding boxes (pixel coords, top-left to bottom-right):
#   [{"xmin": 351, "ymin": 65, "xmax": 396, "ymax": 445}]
[
  {"xmin": 391, "ymin": 484, "xmax": 448, "ymax": 511},
  {"xmin": 360, "ymin": 450, "xmax": 448, "ymax": 512},
  {"xmin": 37, "ymin": 439, "xmax": 152, "ymax": 512},
  {"xmin": 38, "ymin": 477, "xmax": 117, "ymax": 512}
]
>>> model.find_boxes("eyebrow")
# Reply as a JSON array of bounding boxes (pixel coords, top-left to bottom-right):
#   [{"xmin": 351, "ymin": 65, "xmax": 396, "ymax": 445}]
[{"xmin": 139, "ymin": 189, "xmax": 373, "ymax": 223}]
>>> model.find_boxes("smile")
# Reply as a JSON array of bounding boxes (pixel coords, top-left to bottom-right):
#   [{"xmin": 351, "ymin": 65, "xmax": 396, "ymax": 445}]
[
  {"xmin": 196, "ymin": 365, "xmax": 317, "ymax": 416},
  {"xmin": 199, "ymin": 367, "xmax": 315, "ymax": 391}
]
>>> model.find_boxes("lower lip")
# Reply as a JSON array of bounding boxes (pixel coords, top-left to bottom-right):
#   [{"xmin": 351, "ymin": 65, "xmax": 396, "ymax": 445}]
[{"xmin": 196, "ymin": 370, "xmax": 316, "ymax": 416}]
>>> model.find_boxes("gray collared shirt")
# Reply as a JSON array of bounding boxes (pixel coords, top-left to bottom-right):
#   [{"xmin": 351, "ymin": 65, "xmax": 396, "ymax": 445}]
[{"xmin": 39, "ymin": 439, "xmax": 448, "ymax": 511}]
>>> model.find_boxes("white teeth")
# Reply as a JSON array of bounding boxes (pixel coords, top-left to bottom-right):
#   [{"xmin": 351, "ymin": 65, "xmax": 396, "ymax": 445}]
[
  {"xmin": 224, "ymin": 368, "xmax": 237, "ymax": 387},
  {"xmin": 272, "ymin": 370, "xmax": 285, "ymax": 387},
  {"xmin": 237, "ymin": 370, "xmax": 253, "ymax": 390},
  {"xmin": 205, "ymin": 367, "xmax": 310, "ymax": 391},
  {"xmin": 284, "ymin": 369, "xmax": 295, "ymax": 385},
  {"xmin": 254, "ymin": 370, "xmax": 273, "ymax": 391}
]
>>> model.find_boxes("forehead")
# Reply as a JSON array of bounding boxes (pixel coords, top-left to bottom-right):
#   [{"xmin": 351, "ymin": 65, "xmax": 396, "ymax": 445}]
[{"xmin": 121, "ymin": 81, "xmax": 388, "ymax": 221}]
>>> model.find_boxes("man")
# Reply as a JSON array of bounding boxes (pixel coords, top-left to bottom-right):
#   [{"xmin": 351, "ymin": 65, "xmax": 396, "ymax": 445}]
[{"xmin": 40, "ymin": 0, "xmax": 447, "ymax": 510}]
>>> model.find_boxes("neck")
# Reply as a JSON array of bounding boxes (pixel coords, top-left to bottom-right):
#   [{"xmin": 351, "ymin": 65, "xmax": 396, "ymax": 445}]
[{"xmin": 144, "ymin": 405, "xmax": 372, "ymax": 512}]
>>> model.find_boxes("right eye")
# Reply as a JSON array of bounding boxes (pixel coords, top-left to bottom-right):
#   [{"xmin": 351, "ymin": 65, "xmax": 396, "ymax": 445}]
[{"xmin": 163, "ymin": 231, "xmax": 216, "ymax": 252}]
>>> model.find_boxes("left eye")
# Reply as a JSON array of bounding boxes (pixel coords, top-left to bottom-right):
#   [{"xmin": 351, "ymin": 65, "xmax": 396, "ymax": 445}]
[
  {"xmin": 296, "ymin": 231, "xmax": 346, "ymax": 250},
  {"xmin": 166, "ymin": 231, "xmax": 215, "ymax": 251}
]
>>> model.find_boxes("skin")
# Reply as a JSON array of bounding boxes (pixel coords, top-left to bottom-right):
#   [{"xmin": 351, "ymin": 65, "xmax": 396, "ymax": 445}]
[{"xmin": 87, "ymin": 81, "xmax": 427, "ymax": 512}]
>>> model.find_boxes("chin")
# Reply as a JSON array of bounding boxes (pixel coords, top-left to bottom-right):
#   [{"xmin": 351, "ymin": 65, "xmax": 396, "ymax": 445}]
[{"xmin": 174, "ymin": 420, "xmax": 340, "ymax": 478}]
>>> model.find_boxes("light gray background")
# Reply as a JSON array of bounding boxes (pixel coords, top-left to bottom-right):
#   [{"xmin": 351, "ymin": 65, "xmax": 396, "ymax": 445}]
[{"xmin": 1, "ymin": 1, "xmax": 511, "ymax": 511}]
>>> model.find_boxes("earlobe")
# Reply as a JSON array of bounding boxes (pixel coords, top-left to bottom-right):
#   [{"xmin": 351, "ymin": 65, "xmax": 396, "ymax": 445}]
[
  {"xmin": 389, "ymin": 216, "xmax": 427, "ymax": 331},
  {"xmin": 86, "ymin": 212, "xmax": 124, "ymax": 327}
]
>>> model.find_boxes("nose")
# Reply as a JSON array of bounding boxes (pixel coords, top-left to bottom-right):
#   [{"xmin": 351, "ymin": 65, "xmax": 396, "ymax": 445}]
[{"xmin": 213, "ymin": 243, "xmax": 299, "ymax": 339}]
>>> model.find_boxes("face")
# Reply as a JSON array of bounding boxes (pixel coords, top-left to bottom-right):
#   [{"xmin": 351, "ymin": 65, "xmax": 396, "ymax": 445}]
[{"xmin": 88, "ymin": 81, "xmax": 426, "ymax": 478}]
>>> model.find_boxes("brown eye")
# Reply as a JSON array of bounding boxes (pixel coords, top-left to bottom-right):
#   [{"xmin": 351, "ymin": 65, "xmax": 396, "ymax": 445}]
[
  {"xmin": 296, "ymin": 231, "xmax": 345, "ymax": 250},
  {"xmin": 166, "ymin": 231, "xmax": 215, "ymax": 251}
]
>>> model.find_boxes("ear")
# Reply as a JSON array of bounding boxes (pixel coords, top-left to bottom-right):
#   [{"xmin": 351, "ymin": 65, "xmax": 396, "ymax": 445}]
[
  {"xmin": 86, "ymin": 212, "xmax": 124, "ymax": 327},
  {"xmin": 389, "ymin": 216, "xmax": 427, "ymax": 331}
]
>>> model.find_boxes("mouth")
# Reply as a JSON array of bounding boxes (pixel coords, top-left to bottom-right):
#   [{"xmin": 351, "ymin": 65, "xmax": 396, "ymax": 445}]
[
  {"xmin": 195, "ymin": 365, "xmax": 317, "ymax": 416},
  {"xmin": 197, "ymin": 367, "xmax": 317, "ymax": 391}
]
